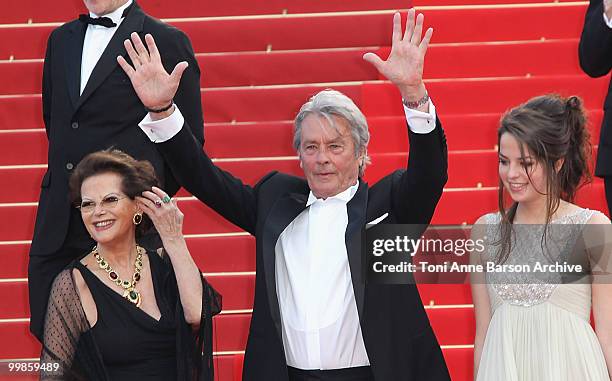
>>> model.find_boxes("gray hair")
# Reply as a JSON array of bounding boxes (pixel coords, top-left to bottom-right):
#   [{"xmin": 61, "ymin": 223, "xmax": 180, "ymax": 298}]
[{"xmin": 293, "ymin": 89, "xmax": 371, "ymax": 175}]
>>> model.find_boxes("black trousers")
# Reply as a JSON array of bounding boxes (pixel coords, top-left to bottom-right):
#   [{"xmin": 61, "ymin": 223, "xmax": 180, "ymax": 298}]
[
  {"xmin": 28, "ymin": 207, "xmax": 161, "ymax": 342},
  {"xmin": 287, "ymin": 366, "xmax": 374, "ymax": 381}
]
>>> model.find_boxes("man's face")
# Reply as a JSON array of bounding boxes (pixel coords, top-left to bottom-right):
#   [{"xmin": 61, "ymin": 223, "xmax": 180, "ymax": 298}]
[
  {"xmin": 83, "ymin": 0, "xmax": 128, "ymax": 16},
  {"xmin": 298, "ymin": 114, "xmax": 362, "ymax": 199}
]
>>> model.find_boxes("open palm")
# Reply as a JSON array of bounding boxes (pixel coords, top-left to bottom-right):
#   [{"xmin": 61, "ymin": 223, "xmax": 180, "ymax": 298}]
[
  {"xmin": 363, "ymin": 9, "xmax": 432, "ymax": 98},
  {"xmin": 117, "ymin": 33, "xmax": 187, "ymax": 110}
]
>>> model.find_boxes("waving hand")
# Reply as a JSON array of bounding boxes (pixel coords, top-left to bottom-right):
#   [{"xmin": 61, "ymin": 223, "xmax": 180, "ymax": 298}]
[
  {"xmin": 363, "ymin": 9, "xmax": 433, "ymax": 104},
  {"xmin": 117, "ymin": 33, "xmax": 187, "ymax": 111}
]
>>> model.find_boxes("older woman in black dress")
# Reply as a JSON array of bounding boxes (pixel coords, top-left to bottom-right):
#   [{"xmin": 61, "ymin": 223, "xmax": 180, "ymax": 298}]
[{"xmin": 40, "ymin": 149, "xmax": 221, "ymax": 380}]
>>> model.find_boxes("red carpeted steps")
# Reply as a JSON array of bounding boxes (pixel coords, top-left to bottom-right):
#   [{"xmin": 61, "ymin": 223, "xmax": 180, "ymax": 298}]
[
  {"xmin": 0, "ymin": 38, "xmax": 588, "ymax": 94},
  {"xmin": 0, "ymin": 110, "xmax": 604, "ymax": 165},
  {"xmin": 0, "ymin": 236, "xmax": 256, "ymax": 280},
  {"xmin": 0, "ymin": 152, "xmax": 504, "ymax": 203},
  {"xmin": 0, "ymin": 180, "xmax": 605, "ymax": 243},
  {"xmin": 0, "ymin": 274, "xmax": 258, "ymax": 319},
  {"xmin": 0, "ymin": 1, "xmax": 606, "ymax": 380},
  {"xmin": 1, "ymin": 0, "xmax": 416, "ymax": 24},
  {"xmin": 0, "ymin": 146, "xmax": 605, "ymax": 205},
  {"xmin": 0, "ymin": 3, "xmax": 589, "ymax": 59},
  {"xmin": 0, "ymin": 0, "xmax": 580, "ymax": 24},
  {"xmin": 0, "ymin": 74, "xmax": 608, "ymax": 127}
]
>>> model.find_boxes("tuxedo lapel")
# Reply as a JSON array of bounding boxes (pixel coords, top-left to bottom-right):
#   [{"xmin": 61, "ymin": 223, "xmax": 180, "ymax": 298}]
[
  {"xmin": 345, "ymin": 180, "xmax": 368, "ymax": 320},
  {"xmin": 261, "ymin": 192, "xmax": 308, "ymax": 341},
  {"xmin": 64, "ymin": 21, "xmax": 87, "ymax": 109},
  {"xmin": 76, "ymin": 2, "xmax": 145, "ymax": 110}
]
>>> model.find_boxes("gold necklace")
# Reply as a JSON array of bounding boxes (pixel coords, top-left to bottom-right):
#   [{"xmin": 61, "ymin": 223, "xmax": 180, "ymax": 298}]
[{"xmin": 92, "ymin": 245, "xmax": 144, "ymax": 307}]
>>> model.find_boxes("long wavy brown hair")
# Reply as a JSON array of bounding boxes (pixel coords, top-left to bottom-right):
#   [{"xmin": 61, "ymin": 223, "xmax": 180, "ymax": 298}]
[{"xmin": 495, "ymin": 94, "xmax": 592, "ymax": 264}]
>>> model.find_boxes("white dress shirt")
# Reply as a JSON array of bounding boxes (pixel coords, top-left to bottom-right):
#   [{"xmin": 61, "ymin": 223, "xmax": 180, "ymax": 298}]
[
  {"xmin": 604, "ymin": 10, "xmax": 612, "ymax": 28},
  {"xmin": 138, "ymin": 100, "xmax": 438, "ymax": 369},
  {"xmin": 275, "ymin": 182, "xmax": 368, "ymax": 370},
  {"xmin": 80, "ymin": 0, "xmax": 133, "ymax": 95}
]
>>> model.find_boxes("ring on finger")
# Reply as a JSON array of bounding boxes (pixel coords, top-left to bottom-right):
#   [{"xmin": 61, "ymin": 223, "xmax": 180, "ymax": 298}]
[
  {"xmin": 162, "ymin": 195, "xmax": 171, "ymax": 204},
  {"xmin": 154, "ymin": 199, "xmax": 162, "ymax": 208}
]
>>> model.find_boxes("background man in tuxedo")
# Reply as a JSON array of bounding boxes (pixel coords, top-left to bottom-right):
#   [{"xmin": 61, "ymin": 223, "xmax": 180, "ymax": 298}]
[
  {"xmin": 28, "ymin": 0, "xmax": 204, "ymax": 341},
  {"xmin": 580, "ymin": 0, "xmax": 612, "ymax": 215},
  {"xmin": 120, "ymin": 9, "xmax": 450, "ymax": 380}
]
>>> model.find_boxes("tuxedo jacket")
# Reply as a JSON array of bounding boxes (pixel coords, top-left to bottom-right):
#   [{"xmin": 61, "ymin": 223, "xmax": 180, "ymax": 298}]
[
  {"xmin": 158, "ymin": 116, "xmax": 452, "ymax": 380},
  {"xmin": 31, "ymin": 2, "xmax": 204, "ymax": 256},
  {"xmin": 579, "ymin": 0, "xmax": 612, "ymax": 176}
]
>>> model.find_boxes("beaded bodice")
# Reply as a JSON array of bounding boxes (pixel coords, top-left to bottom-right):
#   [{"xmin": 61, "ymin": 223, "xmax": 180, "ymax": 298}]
[{"xmin": 482, "ymin": 209, "xmax": 594, "ymax": 307}]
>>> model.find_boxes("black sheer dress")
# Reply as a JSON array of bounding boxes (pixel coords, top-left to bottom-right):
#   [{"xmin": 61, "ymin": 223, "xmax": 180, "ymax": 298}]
[{"xmin": 40, "ymin": 248, "xmax": 221, "ymax": 381}]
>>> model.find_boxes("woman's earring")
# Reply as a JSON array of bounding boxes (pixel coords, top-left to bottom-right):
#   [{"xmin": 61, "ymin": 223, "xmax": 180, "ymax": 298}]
[{"xmin": 133, "ymin": 213, "xmax": 143, "ymax": 225}]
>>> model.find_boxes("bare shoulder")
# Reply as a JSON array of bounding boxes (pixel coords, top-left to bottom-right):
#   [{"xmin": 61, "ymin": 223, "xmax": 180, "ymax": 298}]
[
  {"xmin": 71, "ymin": 268, "xmax": 87, "ymax": 292},
  {"xmin": 71, "ymin": 264, "xmax": 98, "ymax": 326}
]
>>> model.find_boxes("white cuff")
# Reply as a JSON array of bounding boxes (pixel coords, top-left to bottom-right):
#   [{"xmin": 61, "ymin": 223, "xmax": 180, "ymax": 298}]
[
  {"xmin": 403, "ymin": 99, "xmax": 437, "ymax": 134},
  {"xmin": 138, "ymin": 105, "xmax": 185, "ymax": 143},
  {"xmin": 604, "ymin": 12, "xmax": 612, "ymax": 28}
]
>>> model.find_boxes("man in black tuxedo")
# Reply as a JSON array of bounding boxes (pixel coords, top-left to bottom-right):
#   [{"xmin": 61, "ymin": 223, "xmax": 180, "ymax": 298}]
[
  {"xmin": 580, "ymin": 0, "xmax": 612, "ymax": 215},
  {"xmin": 121, "ymin": 9, "xmax": 450, "ymax": 380},
  {"xmin": 28, "ymin": 0, "xmax": 204, "ymax": 341}
]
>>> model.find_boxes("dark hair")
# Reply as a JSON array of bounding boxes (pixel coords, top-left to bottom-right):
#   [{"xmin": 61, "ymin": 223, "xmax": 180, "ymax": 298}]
[
  {"xmin": 69, "ymin": 149, "xmax": 160, "ymax": 237},
  {"xmin": 495, "ymin": 94, "xmax": 592, "ymax": 263}
]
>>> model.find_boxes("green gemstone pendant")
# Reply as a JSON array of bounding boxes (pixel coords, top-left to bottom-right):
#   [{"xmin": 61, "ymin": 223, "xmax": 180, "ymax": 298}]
[
  {"xmin": 123, "ymin": 288, "xmax": 141, "ymax": 307},
  {"xmin": 93, "ymin": 245, "xmax": 144, "ymax": 308}
]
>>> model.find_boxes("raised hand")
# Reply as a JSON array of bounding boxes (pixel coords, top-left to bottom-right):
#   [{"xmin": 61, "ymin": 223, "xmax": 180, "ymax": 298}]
[
  {"xmin": 136, "ymin": 187, "xmax": 185, "ymax": 244},
  {"xmin": 117, "ymin": 33, "xmax": 187, "ymax": 111},
  {"xmin": 363, "ymin": 9, "xmax": 433, "ymax": 102}
]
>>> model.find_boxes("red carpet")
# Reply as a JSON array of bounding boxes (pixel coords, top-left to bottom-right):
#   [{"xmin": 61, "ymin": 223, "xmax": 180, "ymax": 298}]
[
  {"xmin": 0, "ymin": 1, "xmax": 606, "ymax": 380},
  {"xmin": 0, "ymin": 38, "xmax": 587, "ymax": 95},
  {"xmin": 0, "ymin": 4, "xmax": 588, "ymax": 59}
]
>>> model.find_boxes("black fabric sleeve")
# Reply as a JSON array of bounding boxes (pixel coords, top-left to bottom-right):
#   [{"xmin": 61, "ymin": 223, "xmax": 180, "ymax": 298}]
[
  {"xmin": 40, "ymin": 269, "xmax": 105, "ymax": 381},
  {"xmin": 160, "ymin": 251, "xmax": 221, "ymax": 381},
  {"xmin": 158, "ymin": 125, "xmax": 273, "ymax": 234},
  {"xmin": 391, "ymin": 118, "xmax": 448, "ymax": 224},
  {"xmin": 579, "ymin": 0, "xmax": 612, "ymax": 77},
  {"xmin": 155, "ymin": 27, "xmax": 204, "ymax": 196},
  {"xmin": 192, "ymin": 275, "xmax": 222, "ymax": 381},
  {"xmin": 169, "ymin": 29, "xmax": 204, "ymax": 146}
]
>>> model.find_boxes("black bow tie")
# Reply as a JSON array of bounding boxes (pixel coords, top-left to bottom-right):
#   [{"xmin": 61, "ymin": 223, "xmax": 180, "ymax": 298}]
[{"xmin": 79, "ymin": 14, "xmax": 117, "ymax": 28}]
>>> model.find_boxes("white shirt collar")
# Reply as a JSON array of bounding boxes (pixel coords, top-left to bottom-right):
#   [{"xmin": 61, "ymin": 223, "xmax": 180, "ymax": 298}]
[
  {"xmin": 90, "ymin": 0, "xmax": 132, "ymax": 24},
  {"xmin": 306, "ymin": 181, "xmax": 359, "ymax": 207}
]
